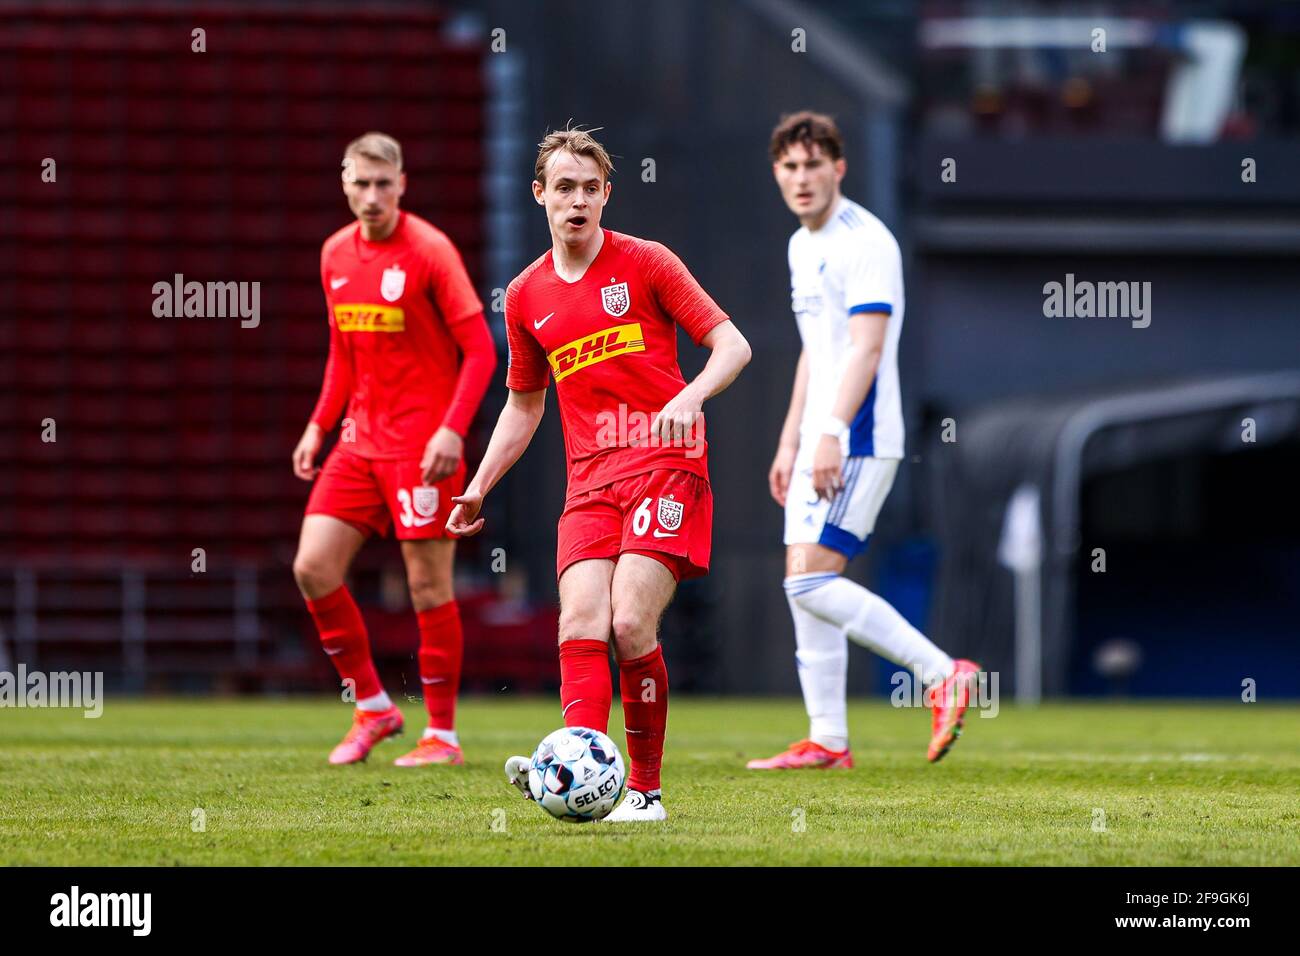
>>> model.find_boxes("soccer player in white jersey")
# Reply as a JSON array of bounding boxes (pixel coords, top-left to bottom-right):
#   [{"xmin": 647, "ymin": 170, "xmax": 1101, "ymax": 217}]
[{"xmin": 748, "ymin": 112, "xmax": 980, "ymax": 769}]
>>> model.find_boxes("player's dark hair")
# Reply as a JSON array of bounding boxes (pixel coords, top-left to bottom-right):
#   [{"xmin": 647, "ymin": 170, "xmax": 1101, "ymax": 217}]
[{"xmin": 769, "ymin": 111, "xmax": 844, "ymax": 162}]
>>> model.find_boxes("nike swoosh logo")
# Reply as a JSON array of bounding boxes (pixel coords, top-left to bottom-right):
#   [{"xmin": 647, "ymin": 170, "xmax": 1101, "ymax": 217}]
[
  {"xmin": 652, "ymin": 529, "xmax": 678, "ymax": 538},
  {"xmin": 562, "ymin": 699, "xmax": 583, "ymax": 717},
  {"xmin": 534, "ymin": 311, "xmax": 555, "ymax": 329},
  {"xmin": 330, "ymin": 277, "xmax": 349, "ymax": 290},
  {"xmin": 420, "ymin": 676, "xmax": 446, "ymax": 685},
  {"xmin": 323, "ymin": 647, "xmax": 343, "ymax": 656}
]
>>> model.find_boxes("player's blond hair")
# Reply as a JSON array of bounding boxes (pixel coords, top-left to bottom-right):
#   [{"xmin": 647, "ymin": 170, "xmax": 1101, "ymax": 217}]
[
  {"xmin": 343, "ymin": 131, "xmax": 403, "ymax": 171},
  {"xmin": 534, "ymin": 125, "xmax": 614, "ymax": 186}
]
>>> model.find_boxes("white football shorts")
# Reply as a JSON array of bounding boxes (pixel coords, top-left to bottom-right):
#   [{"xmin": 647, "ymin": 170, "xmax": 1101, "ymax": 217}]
[{"xmin": 783, "ymin": 454, "xmax": 899, "ymax": 558}]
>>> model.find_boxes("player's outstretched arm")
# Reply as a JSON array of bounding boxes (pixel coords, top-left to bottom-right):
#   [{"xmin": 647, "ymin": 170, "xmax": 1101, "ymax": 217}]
[
  {"xmin": 769, "ymin": 348, "xmax": 808, "ymax": 506},
  {"xmin": 650, "ymin": 320, "xmax": 751, "ymax": 443},
  {"xmin": 446, "ymin": 388, "xmax": 546, "ymax": 537},
  {"xmin": 424, "ymin": 308, "xmax": 499, "ymax": 484}
]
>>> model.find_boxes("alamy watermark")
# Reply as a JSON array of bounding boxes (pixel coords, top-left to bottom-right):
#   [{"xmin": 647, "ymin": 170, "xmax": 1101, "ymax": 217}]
[
  {"xmin": 152, "ymin": 273, "xmax": 260, "ymax": 328},
  {"xmin": 1043, "ymin": 273, "xmax": 1151, "ymax": 328},
  {"xmin": 50, "ymin": 886, "xmax": 150, "ymax": 936},
  {"xmin": 595, "ymin": 403, "xmax": 704, "ymax": 458},
  {"xmin": 0, "ymin": 665, "xmax": 103, "ymax": 718},
  {"xmin": 890, "ymin": 668, "xmax": 999, "ymax": 718}
]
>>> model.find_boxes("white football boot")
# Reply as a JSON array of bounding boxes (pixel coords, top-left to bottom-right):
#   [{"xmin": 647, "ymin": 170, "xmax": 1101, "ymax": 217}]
[
  {"xmin": 601, "ymin": 788, "xmax": 667, "ymax": 822},
  {"xmin": 504, "ymin": 755, "xmax": 533, "ymax": 800}
]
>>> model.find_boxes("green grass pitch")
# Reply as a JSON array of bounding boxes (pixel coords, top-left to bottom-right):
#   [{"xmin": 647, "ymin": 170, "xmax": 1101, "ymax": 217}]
[{"xmin": 1, "ymin": 697, "xmax": 1296, "ymax": 865}]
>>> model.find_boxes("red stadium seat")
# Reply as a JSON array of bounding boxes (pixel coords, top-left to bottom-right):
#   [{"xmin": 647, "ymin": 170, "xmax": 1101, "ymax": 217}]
[{"xmin": 2, "ymin": 5, "xmax": 488, "ymax": 684}]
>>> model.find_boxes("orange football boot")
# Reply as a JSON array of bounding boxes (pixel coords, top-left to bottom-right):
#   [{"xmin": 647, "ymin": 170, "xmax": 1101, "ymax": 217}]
[
  {"xmin": 394, "ymin": 734, "xmax": 464, "ymax": 767},
  {"xmin": 927, "ymin": 659, "xmax": 981, "ymax": 762},
  {"xmin": 746, "ymin": 739, "xmax": 853, "ymax": 770}
]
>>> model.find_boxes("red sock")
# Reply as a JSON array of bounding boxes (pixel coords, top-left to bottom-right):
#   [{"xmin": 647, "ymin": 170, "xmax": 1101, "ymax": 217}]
[
  {"xmin": 306, "ymin": 585, "xmax": 382, "ymax": 701},
  {"xmin": 416, "ymin": 600, "xmax": 462, "ymax": 731},
  {"xmin": 558, "ymin": 639, "xmax": 612, "ymax": 733},
  {"xmin": 619, "ymin": 644, "xmax": 668, "ymax": 793}
]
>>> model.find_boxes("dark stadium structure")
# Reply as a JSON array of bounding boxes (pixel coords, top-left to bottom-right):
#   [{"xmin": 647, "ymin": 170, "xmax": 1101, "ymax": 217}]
[
  {"xmin": 928, "ymin": 373, "xmax": 1300, "ymax": 700},
  {"xmin": 2, "ymin": 1, "xmax": 1298, "ymax": 700}
]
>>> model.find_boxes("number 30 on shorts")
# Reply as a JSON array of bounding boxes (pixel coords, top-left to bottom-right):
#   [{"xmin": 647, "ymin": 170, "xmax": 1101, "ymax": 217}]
[{"xmin": 397, "ymin": 486, "xmax": 440, "ymax": 528}]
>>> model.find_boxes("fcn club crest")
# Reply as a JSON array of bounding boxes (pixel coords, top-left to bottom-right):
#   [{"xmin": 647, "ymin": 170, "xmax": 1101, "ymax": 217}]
[
  {"xmin": 413, "ymin": 485, "xmax": 439, "ymax": 518},
  {"xmin": 601, "ymin": 281, "xmax": 630, "ymax": 317},
  {"xmin": 657, "ymin": 496, "xmax": 684, "ymax": 531},
  {"xmin": 381, "ymin": 265, "xmax": 406, "ymax": 302}
]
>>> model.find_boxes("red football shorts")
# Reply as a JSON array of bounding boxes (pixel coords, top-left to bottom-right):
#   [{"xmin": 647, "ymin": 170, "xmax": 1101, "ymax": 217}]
[
  {"xmin": 556, "ymin": 469, "xmax": 713, "ymax": 583},
  {"xmin": 305, "ymin": 447, "xmax": 464, "ymax": 541}
]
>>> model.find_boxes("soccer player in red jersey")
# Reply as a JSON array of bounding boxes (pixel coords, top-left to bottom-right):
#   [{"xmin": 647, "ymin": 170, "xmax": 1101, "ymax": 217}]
[
  {"xmin": 291, "ymin": 132, "xmax": 497, "ymax": 766},
  {"xmin": 447, "ymin": 128, "xmax": 751, "ymax": 821}
]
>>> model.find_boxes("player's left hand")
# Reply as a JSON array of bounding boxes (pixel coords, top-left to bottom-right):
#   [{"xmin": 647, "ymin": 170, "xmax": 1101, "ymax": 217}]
[
  {"xmin": 650, "ymin": 389, "xmax": 703, "ymax": 449},
  {"xmin": 812, "ymin": 433, "xmax": 844, "ymax": 501},
  {"xmin": 421, "ymin": 427, "xmax": 463, "ymax": 485},
  {"xmin": 769, "ymin": 444, "xmax": 797, "ymax": 507},
  {"xmin": 446, "ymin": 490, "xmax": 485, "ymax": 537}
]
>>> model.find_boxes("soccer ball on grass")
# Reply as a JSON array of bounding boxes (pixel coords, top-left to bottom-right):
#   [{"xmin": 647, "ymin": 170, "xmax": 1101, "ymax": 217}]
[{"xmin": 528, "ymin": 727, "xmax": 625, "ymax": 822}]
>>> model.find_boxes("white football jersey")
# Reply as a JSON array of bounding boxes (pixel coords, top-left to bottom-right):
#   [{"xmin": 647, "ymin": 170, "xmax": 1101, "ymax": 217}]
[{"xmin": 787, "ymin": 196, "xmax": 904, "ymax": 459}]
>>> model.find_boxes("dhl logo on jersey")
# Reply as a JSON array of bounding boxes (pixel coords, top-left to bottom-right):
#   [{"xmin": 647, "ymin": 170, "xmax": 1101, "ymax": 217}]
[
  {"xmin": 547, "ymin": 323, "xmax": 645, "ymax": 382},
  {"xmin": 334, "ymin": 304, "xmax": 406, "ymax": 333}
]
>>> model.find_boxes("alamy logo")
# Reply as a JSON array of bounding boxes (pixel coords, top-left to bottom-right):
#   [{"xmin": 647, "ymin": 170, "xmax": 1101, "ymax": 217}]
[
  {"xmin": 50, "ymin": 886, "xmax": 151, "ymax": 936},
  {"xmin": 594, "ymin": 402, "xmax": 704, "ymax": 458},
  {"xmin": 151, "ymin": 273, "xmax": 260, "ymax": 328},
  {"xmin": 0, "ymin": 665, "xmax": 103, "ymax": 718},
  {"xmin": 890, "ymin": 668, "xmax": 1000, "ymax": 718},
  {"xmin": 1042, "ymin": 273, "xmax": 1151, "ymax": 328}
]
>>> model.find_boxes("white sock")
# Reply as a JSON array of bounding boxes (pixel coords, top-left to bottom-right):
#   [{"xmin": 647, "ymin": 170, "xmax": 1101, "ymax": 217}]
[
  {"xmin": 356, "ymin": 691, "xmax": 393, "ymax": 712},
  {"xmin": 785, "ymin": 572, "xmax": 954, "ymax": 685},
  {"xmin": 423, "ymin": 727, "xmax": 458, "ymax": 746},
  {"xmin": 786, "ymin": 590, "xmax": 849, "ymax": 751}
]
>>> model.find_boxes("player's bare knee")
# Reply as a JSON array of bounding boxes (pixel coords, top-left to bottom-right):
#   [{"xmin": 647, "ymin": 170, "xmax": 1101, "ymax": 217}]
[
  {"xmin": 557, "ymin": 606, "xmax": 611, "ymax": 644},
  {"xmin": 293, "ymin": 556, "xmax": 340, "ymax": 599},
  {"xmin": 407, "ymin": 577, "xmax": 452, "ymax": 611},
  {"xmin": 611, "ymin": 610, "xmax": 657, "ymax": 660}
]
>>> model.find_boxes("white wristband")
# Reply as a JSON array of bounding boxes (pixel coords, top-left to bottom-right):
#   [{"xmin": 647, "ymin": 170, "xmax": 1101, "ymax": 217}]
[{"xmin": 821, "ymin": 416, "xmax": 849, "ymax": 440}]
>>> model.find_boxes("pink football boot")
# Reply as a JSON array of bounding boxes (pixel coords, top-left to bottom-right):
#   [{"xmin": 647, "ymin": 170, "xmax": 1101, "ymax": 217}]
[
  {"xmin": 328, "ymin": 706, "xmax": 404, "ymax": 765},
  {"xmin": 746, "ymin": 739, "xmax": 853, "ymax": 770}
]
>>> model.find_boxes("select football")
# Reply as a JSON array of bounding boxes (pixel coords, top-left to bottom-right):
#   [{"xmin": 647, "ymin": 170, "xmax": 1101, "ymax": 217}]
[{"xmin": 528, "ymin": 727, "xmax": 626, "ymax": 822}]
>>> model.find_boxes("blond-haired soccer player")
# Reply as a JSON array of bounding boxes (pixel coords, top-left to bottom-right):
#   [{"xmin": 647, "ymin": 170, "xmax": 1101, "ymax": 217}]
[
  {"xmin": 750, "ymin": 112, "xmax": 979, "ymax": 770},
  {"xmin": 292, "ymin": 132, "xmax": 496, "ymax": 766},
  {"xmin": 447, "ymin": 127, "xmax": 751, "ymax": 821}
]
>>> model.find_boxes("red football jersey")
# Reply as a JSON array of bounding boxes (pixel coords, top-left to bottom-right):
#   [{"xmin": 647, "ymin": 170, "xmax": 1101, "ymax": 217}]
[
  {"xmin": 311, "ymin": 211, "xmax": 489, "ymax": 459},
  {"xmin": 505, "ymin": 230, "xmax": 728, "ymax": 497}
]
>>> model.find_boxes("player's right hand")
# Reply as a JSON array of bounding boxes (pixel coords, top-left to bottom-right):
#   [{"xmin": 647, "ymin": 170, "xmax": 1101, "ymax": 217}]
[
  {"xmin": 811, "ymin": 433, "xmax": 844, "ymax": 502},
  {"xmin": 768, "ymin": 444, "xmax": 797, "ymax": 507},
  {"xmin": 446, "ymin": 491, "xmax": 485, "ymax": 537},
  {"xmin": 292, "ymin": 423, "xmax": 324, "ymax": 481}
]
